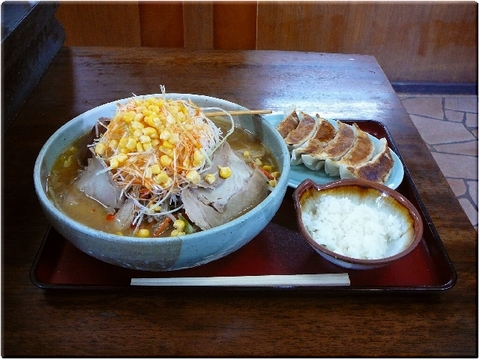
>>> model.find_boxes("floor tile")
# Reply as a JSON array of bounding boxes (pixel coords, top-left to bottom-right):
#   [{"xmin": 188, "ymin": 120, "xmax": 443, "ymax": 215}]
[
  {"xmin": 431, "ymin": 152, "xmax": 477, "ymax": 180},
  {"xmin": 401, "ymin": 97, "xmax": 444, "ymax": 120},
  {"xmin": 444, "ymin": 97, "xmax": 478, "ymax": 113},
  {"xmin": 398, "ymin": 94, "xmax": 478, "ymax": 230},
  {"xmin": 434, "ymin": 141, "xmax": 478, "ymax": 157},
  {"xmin": 409, "ymin": 115, "xmax": 476, "ymax": 144}
]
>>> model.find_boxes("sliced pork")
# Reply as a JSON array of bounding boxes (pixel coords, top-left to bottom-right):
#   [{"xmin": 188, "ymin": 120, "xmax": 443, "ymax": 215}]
[
  {"xmin": 182, "ymin": 142, "xmax": 268, "ymax": 230},
  {"xmin": 75, "ymin": 156, "xmax": 125, "ymax": 209}
]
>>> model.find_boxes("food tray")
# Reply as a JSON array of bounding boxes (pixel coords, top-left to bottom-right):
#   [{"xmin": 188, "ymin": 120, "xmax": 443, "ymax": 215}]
[{"xmin": 30, "ymin": 120, "xmax": 457, "ymax": 292}]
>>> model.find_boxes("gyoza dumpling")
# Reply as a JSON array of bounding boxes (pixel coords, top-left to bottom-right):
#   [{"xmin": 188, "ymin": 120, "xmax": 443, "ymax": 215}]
[
  {"xmin": 284, "ymin": 112, "xmax": 318, "ymax": 151},
  {"xmin": 324, "ymin": 123, "xmax": 375, "ymax": 176},
  {"xmin": 301, "ymin": 121, "xmax": 356, "ymax": 170},
  {"xmin": 339, "ymin": 137, "xmax": 394, "ymax": 183},
  {"xmin": 291, "ymin": 115, "xmax": 337, "ymax": 165},
  {"xmin": 276, "ymin": 106, "xmax": 300, "ymax": 138}
]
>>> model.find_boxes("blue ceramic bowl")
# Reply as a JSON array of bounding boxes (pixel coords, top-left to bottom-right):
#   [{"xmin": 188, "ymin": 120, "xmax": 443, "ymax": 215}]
[{"xmin": 34, "ymin": 94, "xmax": 290, "ymax": 271}]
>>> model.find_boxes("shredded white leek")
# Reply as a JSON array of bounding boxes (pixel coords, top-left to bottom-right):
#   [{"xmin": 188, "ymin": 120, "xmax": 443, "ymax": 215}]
[{"xmin": 89, "ymin": 92, "xmax": 235, "ymax": 230}]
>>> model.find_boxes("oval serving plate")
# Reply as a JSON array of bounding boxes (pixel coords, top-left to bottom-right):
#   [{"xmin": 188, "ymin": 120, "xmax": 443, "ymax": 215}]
[{"xmin": 263, "ymin": 112, "xmax": 404, "ymax": 189}]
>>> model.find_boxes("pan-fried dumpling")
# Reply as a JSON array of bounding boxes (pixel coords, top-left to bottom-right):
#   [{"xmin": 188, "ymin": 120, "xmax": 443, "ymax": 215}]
[
  {"xmin": 339, "ymin": 137, "xmax": 394, "ymax": 183},
  {"xmin": 324, "ymin": 123, "xmax": 375, "ymax": 176},
  {"xmin": 291, "ymin": 115, "xmax": 337, "ymax": 165},
  {"xmin": 301, "ymin": 121, "xmax": 356, "ymax": 170},
  {"xmin": 276, "ymin": 106, "xmax": 300, "ymax": 138},
  {"xmin": 284, "ymin": 112, "xmax": 318, "ymax": 150}
]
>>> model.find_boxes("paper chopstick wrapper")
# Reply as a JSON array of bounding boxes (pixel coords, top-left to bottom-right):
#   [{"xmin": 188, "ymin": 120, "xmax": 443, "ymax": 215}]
[{"xmin": 131, "ymin": 273, "xmax": 350, "ymax": 287}]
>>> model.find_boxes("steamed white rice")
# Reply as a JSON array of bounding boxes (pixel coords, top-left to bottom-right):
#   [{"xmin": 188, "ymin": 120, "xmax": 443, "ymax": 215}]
[{"xmin": 301, "ymin": 195, "xmax": 405, "ymax": 260}]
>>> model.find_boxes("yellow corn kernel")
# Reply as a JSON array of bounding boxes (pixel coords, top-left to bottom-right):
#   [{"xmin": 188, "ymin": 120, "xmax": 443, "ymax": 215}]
[
  {"xmin": 160, "ymin": 146, "xmax": 173, "ymax": 156},
  {"xmin": 125, "ymin": 137, "xmax": 137, "ymax": 151},
  {"xmin": 95, "ymin": 142, "xmax": 106, "ymax": 155},
  {"xmin": 243, "ymin": 151, "xmax": 250, "ymax": 158},
  {"xmin": 123, "ymin": 111, "xmax": 136, "ymax": 123},
  {"xmin": 110, "ymin": 158, "xmax": 120, "ymax": 169},
  {"xmin": 136, "ymin": 228, "xmax": 150, "ymax": 237},
  {"xmin": 148, "ymin": 105, "xmax": 160, "ymax": 113},
  {"xmin": 151, "ymin": 139, "xmax": 160, "ymax": 147},
  {"xmin": 133, "ymin": 112, "xmax": 144, "ymax": 123},
  {"xmin": 269, "ymin": 179, "xmax": 277, "ymax": 187},
  {"xmin": 271, "ymin": 171, "xmax": 280, "ymax": 179},
  {"xmin": 108, "ymin": 139, "xmax": 118, "ymax": 149},
  {"xmin": 170, "ymin": 229, "xmax": 185, "ymax": 237},
  {"xmin": 162, "ymin": 176, "xmax": 173, "ymax": 188},
  {"xmin": 160, "ymin": 130, "xmax": 171, "ymax": 141},
  {"xmin": 148, "ymin": 203, "xmax": 161, "ymax": 212},
  {"xmin": 131, "ymin": 120, "xmax": 144, "ymax": 130},
  {"xmin": 116, "ymin": 153, "xmax": 128, "ymax": 163},
  {"xmin": 143, "ymin": 142, "xmax": 153, "ymax": 152},
  {"xmin": 133, "ymin": 129, "xmax": 143, "ymax": 139},
  {"xmin": 109, "ymin": 153, "xmax": 128, "ymax": 169},
  {"xmin": 204, "ymin": 173, "xmax": 216, "ymax": 184},
  {"xmin": 165, "ymin": 113, "xmax": 175, "ymax": 124},
  {"xmin": 218, "ymin": 166, "xmax": 232, "ymax": 179},
  {"xmin": 142, "ymin": 127, "xmax": 158, "ymax": 138},
  {"xmin": 145, "ymin": 116, "xmax": 154, "ymax": 127},
  {"xmin": 169, "ymin": 104, "xmax": 179, "ymax": 114},
  {"xmin": 168, "ymin": 133, "xmax": 180, "ymax": 144},
  {"xmin": 186, "ymin": 170, "xmax": 201, "ymax": 184},
  {"xmin": 173, "ymin": 219, "xmax": 186, "ymax": 230},
  {"xmin": 136, "ymin": 143, "xmax": 144, "ymax": 152},
  {"xmin": 263, "ymin": 165, "xmax": 273, "ymax": 172},
  {"xmin": 162, "ymin": 140, "xmax": 174, "ymax": 149},
  {"xmin": 150, "ymin": 164, "xmax": 161, "ymax": 174},
  {"xmin": 153, "ymin": 171, "xmax": 170, "ymax": 185},
  {"xmin": 160, "ymin": 154, "xmax": 172, "ymax": 167},
  {"xmin": 193, "ymin": 149, "xmax": 204, "ymax": 167},
  {"xmin": 254, "ymin": 158, "xmax": 263, "ymax": 166},
  {"xmin": 144, "ymin": 167, "xmax": 153, "ymax": 178},
  {"xmin": 139, "ymin": 135, "xmax": 151, "ymax": 144},
  {"xmin": 119, "ymin": 137, "xmax": 128, "ymax": 148}
]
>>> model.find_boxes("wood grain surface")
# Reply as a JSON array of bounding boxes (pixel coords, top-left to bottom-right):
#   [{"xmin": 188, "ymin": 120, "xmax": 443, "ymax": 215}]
[
  {"xmin": 55, "ymin": 1, "xmax": 477, "ymax": 82},
  {"xmin": 2, "ymin": 47, "xmax": 477, "ymax": 357}
]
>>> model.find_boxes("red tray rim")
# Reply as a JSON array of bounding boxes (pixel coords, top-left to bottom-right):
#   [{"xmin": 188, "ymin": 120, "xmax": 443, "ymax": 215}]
[{"xmin": 30, "ymin": 120, "xmax": 458, "ymax": 292}]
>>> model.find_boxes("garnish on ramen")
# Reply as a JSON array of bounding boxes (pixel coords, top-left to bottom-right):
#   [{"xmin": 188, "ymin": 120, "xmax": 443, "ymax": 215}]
[{"xmin": 47, "ymin": 90, "xmax": 280, "ymax": 237}]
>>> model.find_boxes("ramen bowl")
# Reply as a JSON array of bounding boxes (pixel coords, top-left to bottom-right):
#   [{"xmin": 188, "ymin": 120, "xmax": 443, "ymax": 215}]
[
  {"xmin": 34, "ymin": 94, "xmax": 290, "ymax": 271},
  {"xmin": 293, "ymin": 178, "xmax": 423, "ymax": 270}
]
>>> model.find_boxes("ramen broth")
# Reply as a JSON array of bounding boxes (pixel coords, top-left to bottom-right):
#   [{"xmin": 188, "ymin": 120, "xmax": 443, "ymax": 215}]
[{"xmin": 47, "ymin": 118, "xmax": 279, "ymax": 237}]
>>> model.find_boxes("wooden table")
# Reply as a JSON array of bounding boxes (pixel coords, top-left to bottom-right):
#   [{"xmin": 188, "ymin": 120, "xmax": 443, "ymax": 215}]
[{"xmin": 3, "ymin": 47, "xmax": 477, "ymax": 356}]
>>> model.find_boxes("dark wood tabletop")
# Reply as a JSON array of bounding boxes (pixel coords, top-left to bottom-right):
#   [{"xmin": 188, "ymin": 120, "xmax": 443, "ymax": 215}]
[{"xmin": 2, "ymin": 47, "xmax": 477, "ymax": 357}]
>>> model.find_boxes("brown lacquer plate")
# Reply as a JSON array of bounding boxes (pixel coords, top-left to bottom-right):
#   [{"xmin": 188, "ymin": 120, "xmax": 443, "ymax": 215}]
[{"xmin": 30, "ymin": 120, "xmax": 457, "ymax": 292}]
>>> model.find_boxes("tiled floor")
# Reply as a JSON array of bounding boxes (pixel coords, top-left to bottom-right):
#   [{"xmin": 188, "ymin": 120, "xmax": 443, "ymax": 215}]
[{"xmin": 397, "ymin": 94, "xmax": 478, "ymax": 230}]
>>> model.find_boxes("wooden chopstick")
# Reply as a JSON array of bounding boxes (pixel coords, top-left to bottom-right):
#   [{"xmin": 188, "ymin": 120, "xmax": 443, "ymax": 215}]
[
  {"xmin": 130, "ymin": 273, "xmax": 350, "ymax": 287},
  {"xmin": 203, "ymin": 109, "xmax": 272, "ymax": 117}
]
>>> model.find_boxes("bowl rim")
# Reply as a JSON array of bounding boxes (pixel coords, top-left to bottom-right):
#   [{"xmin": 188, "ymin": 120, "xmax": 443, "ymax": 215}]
[
  {"xmin": 33, "ymin": 93, "xmax": 290, "ymax": 244},
  {"xmin": 292, "ymin": 178, "xmax": 424, "ymax": 265}
]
